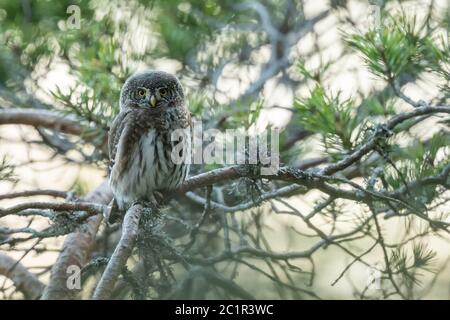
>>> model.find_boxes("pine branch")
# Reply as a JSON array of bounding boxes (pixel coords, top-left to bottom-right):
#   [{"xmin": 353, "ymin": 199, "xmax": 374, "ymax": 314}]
[
  {"xmin": 92, "ymin": 204, "xmax": 144, "ymax": 300},
  {"xmin": 0, "ymin": 253, "xmax": 45, "ymax": 299}
]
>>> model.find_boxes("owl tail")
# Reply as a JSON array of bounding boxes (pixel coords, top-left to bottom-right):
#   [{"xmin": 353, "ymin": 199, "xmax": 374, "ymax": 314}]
[{"xmin": 103, "ymin": 198, "xmax": 124, "ymax": 224}]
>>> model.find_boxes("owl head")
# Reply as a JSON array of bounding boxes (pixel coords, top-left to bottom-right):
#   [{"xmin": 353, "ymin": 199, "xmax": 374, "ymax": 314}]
[{"xmin": 119, "ymin": 70, "xmax": 185, "ymax": 111}]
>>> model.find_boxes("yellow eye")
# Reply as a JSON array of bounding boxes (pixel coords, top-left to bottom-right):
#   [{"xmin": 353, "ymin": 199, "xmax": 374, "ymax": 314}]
[
  {"xmin": 137, "ymin": 89, "xmax": 146, "ymax": 97},
  {"xmin": 159, "ymin": 88, "xmax": 169, "ymax": 97}
]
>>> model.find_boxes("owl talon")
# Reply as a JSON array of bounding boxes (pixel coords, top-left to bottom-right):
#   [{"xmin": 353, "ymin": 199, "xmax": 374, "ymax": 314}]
[
  {"xmin": 104, "ymin": 198, "xmax": 124, "ymax": 224},
  {"xmin": 154, "ymin": 191, "xmax": 170, "ymax": 205},
  {"xmin": 131, "ymin": 200, "xmax": 158, "ymax": 210}
]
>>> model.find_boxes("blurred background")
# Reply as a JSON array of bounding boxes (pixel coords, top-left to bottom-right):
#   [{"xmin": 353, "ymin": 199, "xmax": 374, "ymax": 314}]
[{"xmin": 0, "ymin": 0, "xmax": 449, "ymax": 299}]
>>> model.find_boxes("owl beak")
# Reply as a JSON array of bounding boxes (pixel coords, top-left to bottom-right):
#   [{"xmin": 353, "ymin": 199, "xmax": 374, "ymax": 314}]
[{"xmin": 149, "ymin": 95, "xmax": 157, "ymax": 108}]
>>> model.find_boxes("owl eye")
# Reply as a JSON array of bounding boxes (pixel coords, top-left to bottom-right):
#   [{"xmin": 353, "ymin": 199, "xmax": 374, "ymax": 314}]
[
  {"xmin": 137, "ymin": 89, "xmax": 146, "ymax": 97},
  {"xmin": 159, "ymin": 88, "xmax": 169, "ymax": 97}
]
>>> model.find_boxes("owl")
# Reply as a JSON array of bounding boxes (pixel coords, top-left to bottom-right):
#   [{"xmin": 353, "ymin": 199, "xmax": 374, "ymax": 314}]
[{"xmin": 107, "ymin": 70, "xmax": 191, "ymax": 218}]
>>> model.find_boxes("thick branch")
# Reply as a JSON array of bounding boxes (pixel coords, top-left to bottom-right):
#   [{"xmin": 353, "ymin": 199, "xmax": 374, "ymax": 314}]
[
  {"xmin": 41, "ymin": 180, "xmax": 112, "ymax": 300},
  {"xmin": 0, "ymin": 253, "xmax": 45, "ymax": 299},
  {"xmin": 92, "ymin": 204, "xmax": 143, "ymax": 300},
  {"xmin": 0, "ymin": 201, "xmax": 105, "ymax": 218},
  {"xmin": 0, "ymin": 109, "xmax": 82, "ymax": 135}
]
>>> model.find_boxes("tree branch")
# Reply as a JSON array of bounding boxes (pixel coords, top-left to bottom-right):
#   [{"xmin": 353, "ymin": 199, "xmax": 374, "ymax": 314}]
[
  {"xmin": 92, "ymin": 204, "xmax": 143, "ymax": 300},
  {"xmin": 0, "ymin": 253, "xmax": 45, "ymax": 299},
  {"xmin": 41, "ymin": 180, "xmax": 112, "ymax": 300},
  {"xmin": 0, "ymin": 109, "xmax": 83, "ymax": 135},
  {"xmin": 0, "ymin": 189, "xmax": 69, "ymax": 201},
  {"xmin": 0, "ymin": 201, "xmax": 105, "ymax": 218}
]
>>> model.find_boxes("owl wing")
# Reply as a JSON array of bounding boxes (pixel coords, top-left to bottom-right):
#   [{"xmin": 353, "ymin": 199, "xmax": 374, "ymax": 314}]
[{"xmin": 108, "ymin": 110, "xmax": 132, "ymax": 173}]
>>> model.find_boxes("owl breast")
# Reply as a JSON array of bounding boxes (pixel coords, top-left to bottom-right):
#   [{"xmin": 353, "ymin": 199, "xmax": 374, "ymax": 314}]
[{"xmin": 111, "ymin": 128, "xmax": 190, "ymax": 210}]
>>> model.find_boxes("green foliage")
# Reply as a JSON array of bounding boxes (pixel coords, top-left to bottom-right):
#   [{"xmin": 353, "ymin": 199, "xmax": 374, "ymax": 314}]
[
  {"xmin": 0, "ymin": 0, "xmax": 94, "ymax": 82},
  {"xmin": 386, "ymin": 133, "xmax": 449, "ymax": 185},
  {"xmin": 52, "ymin": 86, "xmax": 114, "ymax": 130},
  {"xmin": 296, "ymin": 59, "xmax": 332, "ymax": 84},
  {"xmin": 294, "ymin": 85, "xmax": 359, "ymax": 157},
  {"xmin": 154, "ymin": 0, "xmax": 244, "ymax": 61},
  {"xmin": 382, "ymin": 133, "xmax": 449, "ymax": 207},
  {"xmin": 359, "ymin": 96, "xmax": 396, "ymax": 118},
  {"xmin": 390, "ymin": 242, "xmax": 437, "ymax": 290},
  {"xmin": 346, "ymin": 14, "xmax": 447, "ymax": 82},
  {"xmin": 186, "ymin": 91, "xmax": 210, "ymax": 117}
]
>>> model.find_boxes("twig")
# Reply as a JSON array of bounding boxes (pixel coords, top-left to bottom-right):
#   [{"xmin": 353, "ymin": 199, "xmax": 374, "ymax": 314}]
[{"xmin": 0, "ymin": 189, "xmax": 69, "ymax": 201}]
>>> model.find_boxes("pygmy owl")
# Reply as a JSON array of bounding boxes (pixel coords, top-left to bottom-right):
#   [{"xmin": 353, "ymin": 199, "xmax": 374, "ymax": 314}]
[{"xmin": 108, "ymin": 70, "xmax": 191, "ymax": 216}]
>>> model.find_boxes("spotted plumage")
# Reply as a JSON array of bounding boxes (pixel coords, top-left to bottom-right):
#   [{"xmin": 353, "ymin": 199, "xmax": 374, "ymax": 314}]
[{"xmin": 108, "ymin": 70, "xmax": 191, "ymax": 215}]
